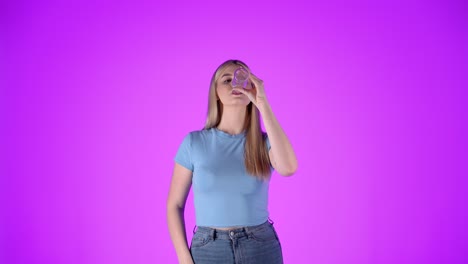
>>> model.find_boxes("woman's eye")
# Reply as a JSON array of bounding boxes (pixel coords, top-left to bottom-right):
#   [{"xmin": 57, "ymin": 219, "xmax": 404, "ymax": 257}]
[{"xmin": 223, "ymin": 79, "xmax": 232, "ymax": 84}]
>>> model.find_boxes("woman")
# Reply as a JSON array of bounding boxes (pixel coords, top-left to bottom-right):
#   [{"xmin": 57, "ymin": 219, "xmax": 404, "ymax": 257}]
[{"xmin": 167, "ymin": 59, "xmax": 298, "ymax": 264}]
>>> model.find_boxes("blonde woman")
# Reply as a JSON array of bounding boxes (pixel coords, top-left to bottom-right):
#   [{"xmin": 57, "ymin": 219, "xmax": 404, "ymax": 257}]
[{"xmin": 167, "ymin": 59, "xmax": 298, "ymax": 264}]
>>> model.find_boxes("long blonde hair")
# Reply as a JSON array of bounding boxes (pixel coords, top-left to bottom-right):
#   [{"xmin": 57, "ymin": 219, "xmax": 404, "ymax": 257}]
[{"xmin": 204, "ymin": 60, "xmax": 271, "ymax": 179}]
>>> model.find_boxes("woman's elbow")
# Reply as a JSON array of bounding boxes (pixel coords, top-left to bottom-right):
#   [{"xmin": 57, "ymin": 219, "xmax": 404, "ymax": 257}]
[{"xmin": 279, "ymin": 162, "xmax": 298, "ymax": 177}]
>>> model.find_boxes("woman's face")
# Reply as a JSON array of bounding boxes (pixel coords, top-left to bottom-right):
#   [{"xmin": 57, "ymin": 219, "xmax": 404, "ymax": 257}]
[{"xmin": 216, "ymin": 64, "xmax": 252, "ymax": 107}]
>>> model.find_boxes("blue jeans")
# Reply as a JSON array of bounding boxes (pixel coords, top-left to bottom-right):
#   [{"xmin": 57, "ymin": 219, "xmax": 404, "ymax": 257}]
[{"xmin": 190, "ymin": 220, "xmax": 283, "ymax": 264}]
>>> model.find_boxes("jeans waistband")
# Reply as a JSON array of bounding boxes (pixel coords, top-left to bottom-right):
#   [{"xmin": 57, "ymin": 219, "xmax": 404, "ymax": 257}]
[{"xmin": 193, "ymin": 219, "xmax": 274, "ymax": 240}]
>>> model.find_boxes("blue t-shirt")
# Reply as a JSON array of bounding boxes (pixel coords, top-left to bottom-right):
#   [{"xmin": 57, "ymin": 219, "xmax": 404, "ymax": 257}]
[{"xmin": 174, "ymin": 127, "xmax": 272, "ymax": 228}]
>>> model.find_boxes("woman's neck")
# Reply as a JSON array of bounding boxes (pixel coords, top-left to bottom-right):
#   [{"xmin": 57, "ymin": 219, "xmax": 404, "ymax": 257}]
[{"xmin": 216, "ymin": 106, "xmax": 247, "ymax": 135}]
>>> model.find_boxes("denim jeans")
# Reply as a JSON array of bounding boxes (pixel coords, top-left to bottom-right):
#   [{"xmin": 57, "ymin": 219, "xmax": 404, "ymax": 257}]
[{"xmin": 190, "ymin": 220, "xmax": 283, "ymax": 264}]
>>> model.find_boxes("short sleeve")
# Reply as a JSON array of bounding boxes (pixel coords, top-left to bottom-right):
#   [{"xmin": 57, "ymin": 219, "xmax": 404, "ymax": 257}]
[
  {"xmin": 265, "ymin": 135, "xmax": 271, "ymax": 150},
  {"xmin": 264, "ymin": 135, "xmax": 274, "ymax": 171},
  {"xmin": 174, "ymin": 133, "xmax": 194, "ymax": 171}
]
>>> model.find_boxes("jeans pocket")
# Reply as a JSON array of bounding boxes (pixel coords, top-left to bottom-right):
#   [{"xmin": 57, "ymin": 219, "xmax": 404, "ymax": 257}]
[
  {"xmin": 249, "ymin": 226, "xmax": 278, "ymax": 242},
  {"xmin": 190, "ymin": 231, "xmax": 213, "ymax": 248}
]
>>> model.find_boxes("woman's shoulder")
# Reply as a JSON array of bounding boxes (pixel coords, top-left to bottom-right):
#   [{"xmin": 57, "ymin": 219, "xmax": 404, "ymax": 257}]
[{"xmin": 182, "ymin": 128, "xmax": 214, "ymax": 141}]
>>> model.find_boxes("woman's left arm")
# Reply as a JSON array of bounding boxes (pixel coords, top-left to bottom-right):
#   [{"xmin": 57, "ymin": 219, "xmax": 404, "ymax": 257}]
[
  {"xmin": 233, "ymin": 73, "xmax": 298, "ymax": 176},
  {"xmin": 259, "ymin": 103, "xmax": 298, "ymax": 176}
]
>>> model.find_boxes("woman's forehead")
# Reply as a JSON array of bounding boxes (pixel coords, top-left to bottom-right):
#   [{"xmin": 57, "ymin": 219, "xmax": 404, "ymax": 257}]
[{"xmin": 219, "ymin": 64, "xmax": 240, "ymax": 76}]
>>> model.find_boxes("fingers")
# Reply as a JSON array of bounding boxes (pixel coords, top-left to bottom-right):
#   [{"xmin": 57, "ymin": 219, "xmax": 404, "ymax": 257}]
[
  {"xmin": 233, "ymin": 88, "xmax": 257, "ymax": 106},
  {"xmin": 249, "ymin": 73, "xmax": 264, "ymax": 86}
]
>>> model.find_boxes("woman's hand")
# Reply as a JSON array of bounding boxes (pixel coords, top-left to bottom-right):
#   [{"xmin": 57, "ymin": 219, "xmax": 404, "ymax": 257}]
[{"xmin": 232, "ymin": 72, "xmax": 270, "ymax": 111}]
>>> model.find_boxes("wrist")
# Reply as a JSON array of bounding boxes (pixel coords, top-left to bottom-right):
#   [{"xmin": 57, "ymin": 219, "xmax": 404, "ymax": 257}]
[
  {"xmin": 257, "ymin": 102, "xmax": 272, "ymax": 115},
  {"xmin": 178, "ymin": 252, "xmax": 193, "ymax": 264}
]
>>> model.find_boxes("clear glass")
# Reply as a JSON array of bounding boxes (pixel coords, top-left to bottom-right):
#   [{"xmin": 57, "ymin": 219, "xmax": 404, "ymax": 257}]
[{"xmin": 231, "ymin": 67, "xmax": 251, "ymax": 89}]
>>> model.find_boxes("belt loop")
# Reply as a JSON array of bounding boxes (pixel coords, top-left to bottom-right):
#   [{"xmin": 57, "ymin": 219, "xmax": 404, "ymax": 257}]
[
  {"xmin": 268, "ymin": 217, "xmax": 274, "ymax": 225},
  {"xmin": 193, "ymin": 225, "xmax": 198, "ymax": 234},
  {"xmin": 210, "ymin": 228, "xmax": 216, "ymax": 240},
  {"xmin": 243, "ymin": 227, "xmax": 252, "ymax": 239}
]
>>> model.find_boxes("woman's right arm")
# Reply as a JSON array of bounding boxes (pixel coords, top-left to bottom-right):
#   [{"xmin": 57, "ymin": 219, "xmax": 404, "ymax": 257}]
[{"xmin": 167, "ymin": 163, "xmax": 194, "ymax": 264}]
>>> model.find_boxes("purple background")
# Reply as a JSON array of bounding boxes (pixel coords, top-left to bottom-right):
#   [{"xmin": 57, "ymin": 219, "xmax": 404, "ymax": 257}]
[{"xmin": 3, "ymin": 0, "xmax": 467, "ymax": 263}]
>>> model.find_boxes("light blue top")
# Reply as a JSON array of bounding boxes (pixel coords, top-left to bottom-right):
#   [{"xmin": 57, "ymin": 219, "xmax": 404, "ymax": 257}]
[{"xmin": 174, "ymin": 127, "xmax": 272, "ymax": 228}]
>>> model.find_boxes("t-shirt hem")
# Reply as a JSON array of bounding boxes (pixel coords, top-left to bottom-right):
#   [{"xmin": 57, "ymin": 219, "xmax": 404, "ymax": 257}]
[{"xmin": 196, "ymin": 219, "xmax": 268, "ymax": 228}]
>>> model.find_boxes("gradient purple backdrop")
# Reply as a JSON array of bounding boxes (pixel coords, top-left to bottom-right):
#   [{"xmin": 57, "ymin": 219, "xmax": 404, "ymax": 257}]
[{"xmin": 3, "ymin": 0, "xmax": 467, "ymax": 263}]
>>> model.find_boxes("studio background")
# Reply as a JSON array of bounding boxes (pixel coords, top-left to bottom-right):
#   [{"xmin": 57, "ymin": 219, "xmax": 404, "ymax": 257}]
[{"xmin": 3, "ymin": 0, "xmax": 467, "ymax": 263}]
